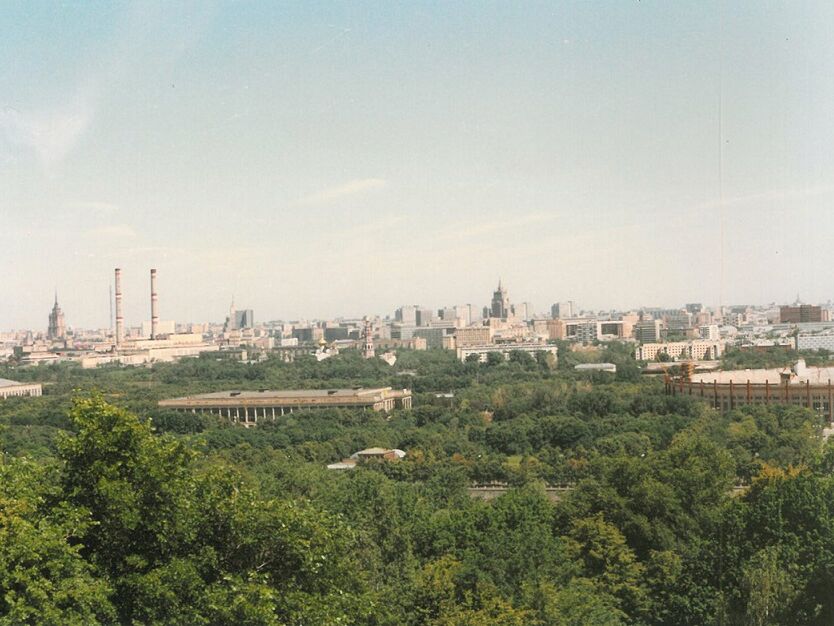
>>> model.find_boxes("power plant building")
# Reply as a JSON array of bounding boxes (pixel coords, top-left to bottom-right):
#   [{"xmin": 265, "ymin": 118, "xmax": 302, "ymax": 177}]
[
  {"xmin": 142, "ymin": 320, "xmax": 176, "ymax": 338},
  {"xmin": 94, "ymin": 267, "xmax": 218, "ymax": 367}
]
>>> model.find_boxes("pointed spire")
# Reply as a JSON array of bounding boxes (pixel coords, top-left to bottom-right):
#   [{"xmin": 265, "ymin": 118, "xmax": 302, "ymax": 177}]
[{"xmin": 54, "ymin": 289, "xmax": 58, "ymax": 306}]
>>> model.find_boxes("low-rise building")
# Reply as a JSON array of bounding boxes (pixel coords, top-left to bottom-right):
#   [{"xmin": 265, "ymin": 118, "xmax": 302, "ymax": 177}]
[
  {"xmin": 79, "ymin": 343, "xmax": 221, "ymax": 368},
  {"xmin": 575, "ymin": 363, "xmax": 617, "ymax": 374},
  {"xmin": 374, "ymin": 337, "xmax": 427, "ymax": 351},
  {"xmin": 413, "ymin": 326, "xmax": 455, "ymax": 349},
  {"xmin": 456, "ymin": 342, "xmax": 558, "ymax": 363},
  {"xmin": 635, "ymin": 341, "xmax": 723, "ymax": 361},
  {"xmin": 454, "ymin": 326, "xmax": 492, "ymax": 347},
  {"xmin": 326, "ymin": 447, "xmax": 406, "ymax": 470},
  {"xmin": 796, "ymin": 334, "xmax": 834, "ymax": 352}
]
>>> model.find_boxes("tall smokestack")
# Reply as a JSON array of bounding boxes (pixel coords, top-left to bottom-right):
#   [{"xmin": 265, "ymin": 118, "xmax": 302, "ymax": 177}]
[
  {"xmin": 150, "ymin": 268, "xmax": 159, "ymax": 339},
  {"xmin": 115, "ymin": 268, "xmax": 124, "ymax": 348}
]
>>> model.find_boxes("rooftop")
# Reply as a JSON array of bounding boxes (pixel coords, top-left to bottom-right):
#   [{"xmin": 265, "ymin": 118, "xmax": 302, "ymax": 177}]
[
  {"xmin": 158, "ymin": 387, "xmax": 411, "ymax": 410},
  {"xmin": 575, "ymin": 363, "xmax": 617, "ymax": 371},
  {"xmin": 690, "ymin": 360, "xmax": 834, "ymax": 385},
  {"xmin": 177, "ymin": 388, "xmax": 391, "ymax": 401}
]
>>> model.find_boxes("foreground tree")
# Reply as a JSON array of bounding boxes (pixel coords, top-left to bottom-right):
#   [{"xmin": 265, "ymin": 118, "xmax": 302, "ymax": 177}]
[
  {"xmin": 0, "ymin": 459, "xmax": 115, "ymax": 625},
  {"xmin": 53, "ymin": 393, "xmax": 375, "ymax": 625}
]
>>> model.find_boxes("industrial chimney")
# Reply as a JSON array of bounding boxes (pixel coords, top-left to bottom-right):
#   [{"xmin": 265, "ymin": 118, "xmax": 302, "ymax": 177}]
[
  {"xmin": 150, "ymin": 268, "xmax": 159, "ymax": 339},
  {"xmin": 114, "ymin": 268, "xmax": 124, "ymax": 348}
]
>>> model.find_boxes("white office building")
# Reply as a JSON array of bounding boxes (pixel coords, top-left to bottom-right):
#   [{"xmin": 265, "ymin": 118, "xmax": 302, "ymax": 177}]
[
  {"xmin": 635, "ymin": 340, "xmax": 723, "ymax": 361},
  {"xmin": 456, "ymin": 343, "xmax": 558, "ymax": 363},
  {"xmin": 796, "ymin": 334, "xmax": 834, "ymax": 352}
]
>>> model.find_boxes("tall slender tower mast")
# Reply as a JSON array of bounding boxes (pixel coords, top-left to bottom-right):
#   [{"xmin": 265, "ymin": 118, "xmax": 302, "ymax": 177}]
[
  {"xmin": 150, "ymin": 268, "xmax": 159, "ymax": 339},
  {"xmin": 114, "ymin": 268, "xmax": 124, "ymax": 349}
]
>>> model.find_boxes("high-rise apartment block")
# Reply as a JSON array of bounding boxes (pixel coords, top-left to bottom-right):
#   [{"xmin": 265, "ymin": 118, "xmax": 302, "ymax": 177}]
[
  {"xmin": 700, "ymin": 325, "xmax": 721, "ymax": 341},
  {"xmin": 235, "ymin": 309, "xmax": 255, "ymax": 329},
  {"xmin": 515, "ymin": 302, "xmax": 532, "ymax": 321},
  {"xmin": 551, "ymin": 301, "xmax": 575, "ymax": 319},
  {"xmin": 439, "ymin": 307, "xmax": 457, "ymax": 322},
  {"xmin": 395, "ymin": 305, "xmax": 418, "ymax": 326},
  {"xmin": 454, "ymin": 304, "xmax": 473, "ymax": 327},
  {"xmin": 634, "ymin": 319, "xmax": 662, "ymax": 343},
  {"xmin": 780, "ymin": 305, "xmax": 823, "ymax": 323},
  {"xmin": 665, "ymin": 310, "xmax": 693, "ymax": 334},
  {"xmin": 416, "ymin": 308, "xmax": 435, "ymax": 327}
]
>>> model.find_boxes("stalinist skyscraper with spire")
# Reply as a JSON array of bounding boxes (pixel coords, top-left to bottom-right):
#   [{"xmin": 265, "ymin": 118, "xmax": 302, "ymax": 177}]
[
  {"xmin": 47, "ymin": 292, "xmax": 66, "ymax": 340},
  {"xmin": 490, "ymin": 279, "xmax": 510, "ymax": 319}
]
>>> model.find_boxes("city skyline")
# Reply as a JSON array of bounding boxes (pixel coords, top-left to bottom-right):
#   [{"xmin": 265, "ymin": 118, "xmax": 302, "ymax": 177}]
[
  {"xmin": 3, "ymin": 2, "xmax": 834, "ymax": 328},
  {"xmin": 4, "ymin": 271, "xmax": 832, "ymax": 334}
]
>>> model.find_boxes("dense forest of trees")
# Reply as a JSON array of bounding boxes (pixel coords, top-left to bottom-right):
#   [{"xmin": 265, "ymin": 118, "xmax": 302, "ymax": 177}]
[
  {"xmin": 1, "ymin": 346, "xmax": 834, "ymax": 624},
  {"xmin": 720, "ymin": 346, "xmax": 834, "ymax": 371}
]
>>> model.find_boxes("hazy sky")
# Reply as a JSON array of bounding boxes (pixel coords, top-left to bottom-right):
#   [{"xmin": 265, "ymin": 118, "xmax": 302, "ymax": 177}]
[{"xmin": 3, "ymin": 1, "xmax": 834, "ymax": 330}]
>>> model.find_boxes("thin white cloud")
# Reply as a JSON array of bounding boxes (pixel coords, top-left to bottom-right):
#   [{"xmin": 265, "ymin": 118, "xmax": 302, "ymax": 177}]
[
  {"xmin": 298, "ymin": 178, "xmax": 388, "ymax": 205},
  {"xmin": 1, "ymin": 97, "xmax": 95, "ymax": 167},
  {"xmin": 0, "ymin": 4, "xmax": 218, "ymax": 170},
  {"xmin": 338, "ymin": 214, "xmax": 407, "ymax": 238},
  {"xmin": 64, "ymin": 200, "xmax": 121, "ymax": 215},
  {"xmin": 693, "ymin": 185, "xmax": 834, "ymax": 212},
  {"xmin": 441, "ymin": 212, "xmax": 557, "ymax": 240},
  {"xmin": 86, "ymin": 224, "xmax": 137, "ymax": 239}
]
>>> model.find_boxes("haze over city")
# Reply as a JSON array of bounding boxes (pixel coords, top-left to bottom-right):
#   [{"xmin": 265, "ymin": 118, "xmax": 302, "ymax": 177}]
[
  {"xmin": 3, "ymin": 1, "xmax": 834, "ymax": 329},
  {"xmin": 8, "ymin": 4, "xmax": 834, "ymax": 624}
]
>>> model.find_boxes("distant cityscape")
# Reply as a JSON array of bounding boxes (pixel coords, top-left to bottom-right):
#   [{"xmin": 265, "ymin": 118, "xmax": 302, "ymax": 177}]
[{"xmin": 2, "ymin": 267, "xmax": 834, "ymax": 372}]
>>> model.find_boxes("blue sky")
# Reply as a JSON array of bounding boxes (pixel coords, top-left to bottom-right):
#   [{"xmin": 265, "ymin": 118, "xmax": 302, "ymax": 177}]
[{"xmin": 2, "ymin": 1, "xmax": 834, "ymax": 329}]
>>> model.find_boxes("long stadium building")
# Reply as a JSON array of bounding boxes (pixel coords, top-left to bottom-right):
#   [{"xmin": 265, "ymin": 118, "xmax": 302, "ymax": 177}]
[
  {"xmin": 159, "ymin": 387, "xmax": 412, "ymax": 426},
  {"xmin": 0, "ymin": 378, "xmax": 43, "ymax": 400},
  {"xmin": 666, "ymin": 360, "xmax": 834, "ymax": 421}
]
